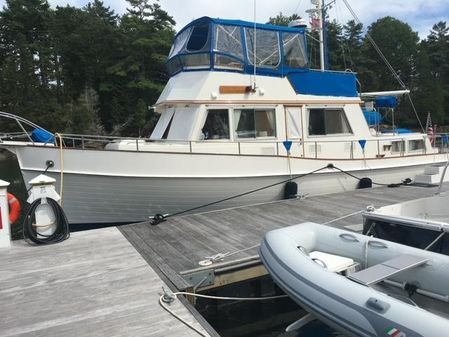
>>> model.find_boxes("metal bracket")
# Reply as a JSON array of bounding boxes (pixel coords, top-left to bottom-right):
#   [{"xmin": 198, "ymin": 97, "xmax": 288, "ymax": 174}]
[{"xmin": 183, "ymin": 269, "xmax": 215, "ymax": 289}]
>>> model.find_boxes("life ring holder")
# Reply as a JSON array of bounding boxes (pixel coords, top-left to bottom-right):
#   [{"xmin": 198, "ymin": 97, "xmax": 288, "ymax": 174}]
[{"xmin": 7, "ymin": 193, "xmax": 22, "ymax": 224}]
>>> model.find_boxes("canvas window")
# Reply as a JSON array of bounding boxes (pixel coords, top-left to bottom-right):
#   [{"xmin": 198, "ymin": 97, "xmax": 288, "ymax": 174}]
[
  {"xmin": 245, "ymin": 28, "xmax": 280, "ymax": 68},
  {"xmin": 282, "ymin": 32, "xmax": 308, "ymax": 68}
]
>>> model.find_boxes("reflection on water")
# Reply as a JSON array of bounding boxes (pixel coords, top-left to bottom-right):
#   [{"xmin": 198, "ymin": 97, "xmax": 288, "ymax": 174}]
[
  {"xmin": 0, "ymin": 148, "xmax": 28, "ymax": 239},
  {"xmin": 196, "ymin": 275, "xmax": 345, "ymax": 337}
]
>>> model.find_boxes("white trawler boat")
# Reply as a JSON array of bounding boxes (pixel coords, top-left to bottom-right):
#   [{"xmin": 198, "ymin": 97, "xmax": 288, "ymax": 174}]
[{"xmin": 1, "ymin": 14, "xmax": 447, "ymax": 225}]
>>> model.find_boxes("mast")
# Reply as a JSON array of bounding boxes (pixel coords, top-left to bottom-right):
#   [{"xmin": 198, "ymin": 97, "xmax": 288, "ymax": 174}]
[{"xmin": 317, "ymin": 0, "xmax": 325, "ymax": 71}]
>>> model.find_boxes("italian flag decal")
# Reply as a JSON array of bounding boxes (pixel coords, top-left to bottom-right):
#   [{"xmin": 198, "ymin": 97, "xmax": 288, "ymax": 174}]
[{"xmin": 386, "ymin": 327, "xmax": 406, "ymax": 337}]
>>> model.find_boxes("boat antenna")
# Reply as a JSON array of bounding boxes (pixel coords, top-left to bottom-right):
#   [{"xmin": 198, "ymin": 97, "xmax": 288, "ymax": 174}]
[{"xmin": 252, "ymin": 0, "xmax": 257, "ymax": 90}]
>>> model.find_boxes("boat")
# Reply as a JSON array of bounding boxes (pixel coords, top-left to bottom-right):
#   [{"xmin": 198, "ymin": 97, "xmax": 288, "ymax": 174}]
[
  {"xmin": 363, "ymin": 190, "xmax": 449, "ymax": 255},
  {"xmin": 260, "ymin": 222, "xmax": 449, "ymax": 336},
  {"xmin": 1, "ymin": 10, "xmax": 448, "ymax": 225}
]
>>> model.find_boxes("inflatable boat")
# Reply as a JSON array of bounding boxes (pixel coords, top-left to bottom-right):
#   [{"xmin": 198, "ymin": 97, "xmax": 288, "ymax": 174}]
[{"xmin": 260, "ymin": 222, "xmax": 449, "ymax": 337}]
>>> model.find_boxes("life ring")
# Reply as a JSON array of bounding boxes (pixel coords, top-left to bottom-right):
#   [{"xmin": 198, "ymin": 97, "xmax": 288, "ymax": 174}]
[{"xmin": 7, "ymin": 193, "xmax": 22, "ymax": 224}]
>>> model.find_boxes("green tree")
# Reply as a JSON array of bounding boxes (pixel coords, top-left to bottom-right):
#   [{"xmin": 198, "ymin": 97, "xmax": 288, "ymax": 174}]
[
  {"xmin": 268, "ymin": 12, "xmax": 301, "ymax": 26},
  {"xmin": 360, "ymin": 17, "xmax": 419, "ymax": 92}
]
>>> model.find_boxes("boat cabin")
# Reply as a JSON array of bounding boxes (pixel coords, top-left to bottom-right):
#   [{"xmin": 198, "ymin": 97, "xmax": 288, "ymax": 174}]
[{"xmin": 120, "ymin": 17, "xmax": 436, "ymax": 160}]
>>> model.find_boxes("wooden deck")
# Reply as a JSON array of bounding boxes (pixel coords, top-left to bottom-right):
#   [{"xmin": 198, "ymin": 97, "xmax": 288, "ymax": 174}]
[
  {"xmin": 119, "ymin": 183, "xmax": 449, "ymax": 291},
  {"xmin": 0, "ymin": 227, "xmax": 214, "ymax": 337}
]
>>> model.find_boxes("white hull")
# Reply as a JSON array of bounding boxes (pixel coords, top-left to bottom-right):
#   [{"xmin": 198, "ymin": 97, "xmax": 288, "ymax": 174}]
[{"xmin": 4, "ymin": 144, "xmax": 447, "ymax": 224}]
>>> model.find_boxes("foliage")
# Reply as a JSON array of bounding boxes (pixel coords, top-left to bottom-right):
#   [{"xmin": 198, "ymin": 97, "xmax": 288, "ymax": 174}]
[
  {"xmin": 0, "ymin": 1, "xmax": 448, "ymax": 133},
  {"xmin": 0, "ymin": 0, "xmax": 174, "ymax": 136}
]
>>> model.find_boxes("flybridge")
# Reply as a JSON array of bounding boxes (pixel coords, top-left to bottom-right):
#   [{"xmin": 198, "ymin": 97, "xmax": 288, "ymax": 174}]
[
  {"xmin": 166, "ymin": 16, "xmax": 309, "ymax": 77},
  {"xmin": 166, "ymin": 16, "xmax": 358, "ymax": 97}
]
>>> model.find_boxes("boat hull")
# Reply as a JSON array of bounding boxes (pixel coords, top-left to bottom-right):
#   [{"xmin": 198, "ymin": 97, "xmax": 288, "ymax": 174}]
[{"xmin": 3, "ymin": 144, "xmax": 448, "ymax": 225}]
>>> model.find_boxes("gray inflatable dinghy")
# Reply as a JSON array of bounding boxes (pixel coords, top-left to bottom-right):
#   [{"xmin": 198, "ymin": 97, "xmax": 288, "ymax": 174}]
[{"xmin": 260, "ymin": 222, "xmax": 449, "ymax": 337}]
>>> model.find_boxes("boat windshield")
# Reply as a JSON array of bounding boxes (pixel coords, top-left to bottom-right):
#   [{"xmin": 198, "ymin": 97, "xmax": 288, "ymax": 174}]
[{"xmin": 166, "ymin": 17, "xmax": 308, "ymax": 77}]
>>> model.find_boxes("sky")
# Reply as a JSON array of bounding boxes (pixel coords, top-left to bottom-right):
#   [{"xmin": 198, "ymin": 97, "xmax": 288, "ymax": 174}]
[{"xmin": 1, "ymin": 0, "xmax": 449, "ymax": 39}]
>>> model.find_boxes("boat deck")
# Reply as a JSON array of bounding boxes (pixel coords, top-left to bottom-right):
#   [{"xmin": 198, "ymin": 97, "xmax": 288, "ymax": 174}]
[
  {"xmin": 0, "ymin": 227, "xmax": 214, "ymax": 337},
  {"xmin": 119, "ymin": 183, "xmax": 449, "ymax": 291}
]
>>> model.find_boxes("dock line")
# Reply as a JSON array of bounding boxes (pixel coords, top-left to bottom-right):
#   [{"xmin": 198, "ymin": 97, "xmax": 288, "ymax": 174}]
[
  {"xmin": 159, "ymin": 289, "xmax": 288, "ymax": 337},
  {"xmin": 150, "ymin": 164, "xmax": 334, "ymax": 225}
]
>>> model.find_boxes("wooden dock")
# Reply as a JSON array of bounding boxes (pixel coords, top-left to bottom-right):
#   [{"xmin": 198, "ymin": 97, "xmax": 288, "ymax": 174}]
[
  {"xmin": 0, "ymin": 183, "xmax": 447, "ymax": 337},
  {"xmin": 119, "ymin": 183, "xmax": 449, "ymax": 292},
  {"xmin": 0, "ymin": 227, "xmax": 215, "ymax": 337}
]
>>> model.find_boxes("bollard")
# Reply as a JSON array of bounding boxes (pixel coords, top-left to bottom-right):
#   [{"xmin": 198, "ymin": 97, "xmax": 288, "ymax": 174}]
[
  {"xmin": 27, "ymin": 175, "xmax": 61, "ymax": 238},
  {"xmin": 0, "ymin": 179, "xmax": 11, "ymax": 248}
]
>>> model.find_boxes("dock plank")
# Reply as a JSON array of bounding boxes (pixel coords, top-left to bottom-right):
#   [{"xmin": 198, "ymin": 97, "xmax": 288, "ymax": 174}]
[
  {"xmin": 120, "ymin": 184, "xmax": 448, "ymax": 278},
  {"xmin": 0, "ymin": 227, "xmax": 212, "ymax": 337}
]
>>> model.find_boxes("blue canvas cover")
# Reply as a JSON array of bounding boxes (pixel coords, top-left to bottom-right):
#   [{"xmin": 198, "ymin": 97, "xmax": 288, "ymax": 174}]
[
  {"xmin": 287, "ymin": 70, "xmax": 358, "ymax": 97},
  {"xmin": 363, "ymin": 109, "xmax": 383, "ymax": 126},
  {"xmin": 375, "ymin": 96, "xmax": 397, "ymax": 108},
  {"xmin": 31, "ymin": 128, "xmax": 55, "ymax": 143}
]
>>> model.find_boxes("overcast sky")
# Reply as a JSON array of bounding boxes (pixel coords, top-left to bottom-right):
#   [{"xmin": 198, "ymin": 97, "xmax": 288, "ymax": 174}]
[{"xmin": 1, "ymin": 0, "xmax": 448, "ymax": 39}]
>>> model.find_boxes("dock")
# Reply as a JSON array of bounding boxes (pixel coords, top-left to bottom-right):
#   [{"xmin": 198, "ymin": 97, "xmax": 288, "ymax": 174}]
[
  {"xmin": 119, "ymin": 183, "xmax": 449, "ymax": 293},
  {"xmin": 0, "ymin": 183, "xmax": 447, "ymax": 336},
  {"xmin": 0, "ymin": 227, "xmax": 214, "ymax": 337}
]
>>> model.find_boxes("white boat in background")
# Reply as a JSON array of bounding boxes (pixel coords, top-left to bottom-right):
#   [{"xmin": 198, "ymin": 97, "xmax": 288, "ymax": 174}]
[
  {"xmin": 363, "ymin": 191, "xmax": 449, "ymax": 255},
  {"xmin": 260, "ymin": 222, "xmax": 449, "ymax": 337},
  {"xmin": 1, "ymin": 11, "xmax": 448, "ymax": 225}
]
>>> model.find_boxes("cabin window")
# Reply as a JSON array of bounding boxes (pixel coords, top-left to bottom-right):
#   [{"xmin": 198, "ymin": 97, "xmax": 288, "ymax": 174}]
[
  {"xmin": 282, "ymin": 32, "xmax": 308, "ymax": 68},
  {"xmin": 201, "ymin": 109, "xmax": 230, "ymax": 140},
  {"xmin": 245, "ymin": 28, "xmax": 280, "ymax": 68},
  {"xmin": 392, "ymin": 140, "xmax": 405, "ymax": 153},
  {"xmin": 186, "ymin": 24, "xmax": 210, "ymax": 52},
  {"xmin": 215, "ymin": 25, "xmax": 244, "ymax": 70},
  {"xmin": 234, "ymin": 109, "xmax": 276, "ymax": 138},
  {"xmin": 408, "ymin": 139, "xmax": 424, "ymax": 151},
  {"xmin": 308, "ymin": 108, "xmax": 352, "ymax": 136}
]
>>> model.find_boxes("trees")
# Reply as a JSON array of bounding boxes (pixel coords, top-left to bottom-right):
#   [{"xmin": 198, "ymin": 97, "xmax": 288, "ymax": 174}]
[{"xmin": 0, "ymin": 2, "xmax": 448, "ymax": 134}]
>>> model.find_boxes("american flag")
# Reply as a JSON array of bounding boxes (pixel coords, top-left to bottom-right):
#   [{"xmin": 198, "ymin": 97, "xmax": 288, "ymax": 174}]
[{"xmin": 426, "ymin": 113, "xmax": 436, "ymax": 145}]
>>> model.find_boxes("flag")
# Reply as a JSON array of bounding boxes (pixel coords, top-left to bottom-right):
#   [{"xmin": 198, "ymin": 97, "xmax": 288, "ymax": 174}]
[{"xmin": 311, "ymin": 17, "xmax": 321, "ymax": 30}]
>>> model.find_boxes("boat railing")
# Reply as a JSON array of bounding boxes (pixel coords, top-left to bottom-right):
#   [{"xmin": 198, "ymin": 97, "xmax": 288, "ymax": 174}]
[{"xmin": 44, "ymin": 133, "xmax": 449, "ymax": 160}]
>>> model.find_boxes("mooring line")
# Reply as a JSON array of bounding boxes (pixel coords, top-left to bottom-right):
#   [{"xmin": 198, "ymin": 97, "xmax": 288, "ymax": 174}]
[{"xmin": 159, "ymin": 290, "xmax": 288, "ymax": 337}]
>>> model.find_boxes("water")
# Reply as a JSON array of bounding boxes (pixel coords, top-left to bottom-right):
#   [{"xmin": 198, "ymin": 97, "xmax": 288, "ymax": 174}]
[{"xmin": 196, "ymin": 275, "xmax": 345, "ymax": 337}]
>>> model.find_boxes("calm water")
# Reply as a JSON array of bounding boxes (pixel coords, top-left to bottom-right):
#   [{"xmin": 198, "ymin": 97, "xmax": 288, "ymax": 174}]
[
  {"xmin": 197, "ymin": 276, "xmax": 345, "ymax": 337},
  {"xmin": 0, "ymin": 150, "xmax": 344, "ymax": 336}
]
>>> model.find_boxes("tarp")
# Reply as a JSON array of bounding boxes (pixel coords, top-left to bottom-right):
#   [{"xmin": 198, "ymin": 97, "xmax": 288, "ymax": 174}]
[{"xmin": 287, "ymin": 70, "xmax": 358, "ymax": 97}]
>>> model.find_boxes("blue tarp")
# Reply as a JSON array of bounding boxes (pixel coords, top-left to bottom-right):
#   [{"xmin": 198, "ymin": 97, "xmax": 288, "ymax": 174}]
[
  {"xmin": 31, "ymin": 129, "xmax": 55, "ymax": 143},
  {"xmin": 376, "ymin": 96, "xmax": 397, "ymax": 108},
  {"xmin": 287, "ymin": 70, "xmax": 358, "ymax": 97},
  {"xmin": 363, "ymin": 109, "xmax": 383, "ymax": 126}
]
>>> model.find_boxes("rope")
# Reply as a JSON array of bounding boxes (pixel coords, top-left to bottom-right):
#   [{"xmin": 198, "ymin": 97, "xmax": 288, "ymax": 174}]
[
  {"xmin": 158, "ymin": 289, "xmax": 288, "ymax": 336},
  {"xmin": 321, "ymin": 209, "xmax": 364, "ymax": 225},
  {"xmin": 150, "ymin": 164, "xmax": 333, "ymax": 225}
]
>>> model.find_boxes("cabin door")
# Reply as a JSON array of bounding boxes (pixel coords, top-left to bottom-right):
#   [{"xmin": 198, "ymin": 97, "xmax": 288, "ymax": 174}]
[{"xmin": 284, "ymin": 106, "xmax": 302, "ymax": 156}]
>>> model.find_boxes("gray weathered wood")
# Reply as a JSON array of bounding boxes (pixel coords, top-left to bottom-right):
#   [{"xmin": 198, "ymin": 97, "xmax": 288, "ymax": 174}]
[
  {"xmin": 120, "ymin": 183, "xmax": 448, "ymax": 278},
  {"xmin": 0, "ymin": 227, "xmax": 211, "ymax": 337}
]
